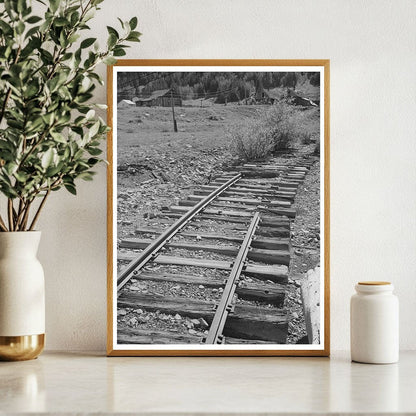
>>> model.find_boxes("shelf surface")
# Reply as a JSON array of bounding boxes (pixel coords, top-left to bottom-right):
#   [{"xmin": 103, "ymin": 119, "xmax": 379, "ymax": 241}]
[{"xmin": 0, "ymin": 350, "xmax": 415, "ymax": 415}]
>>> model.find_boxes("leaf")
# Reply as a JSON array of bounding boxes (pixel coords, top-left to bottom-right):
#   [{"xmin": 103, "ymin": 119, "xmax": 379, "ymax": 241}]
[
  {"xmin": 54, "ymin": 17, "xmax": 69, "ymax": 27},
  {"xmin": 42, "ymin": 112, "xmax": 54, "ymax": 125},
  {"xmin": 77, "ymin": 171, "xmax": 95, "ymax": 181},
  {"xmin": 107, "ymin": 33, "xmax": 117, "ymax": 49},
  {"xmin": 70, "ymin": 11, "xmax": 80, "ymax": 26},
  {"xmin": 5, "ymin": 162, "xmax": 18, "ymax": 176},
  {"xmin": 88, "ymin": 120, "xmax": 100, "ymax": 138},
  {"xmin": 59, "ymin": 30, "xmax": 67, "ymax": 47},
  {"xmin": 17, "ymin": 0, "xmax": 27, "ymax": 14},
  {"xmin": 26, "ymin": 15, "xmax": 42, "ymax": 24},
  {"xmin": 103, "ymin": 56, "xmax": 117, "ymax": 65},
  {"xmin": 129, "ymin": 16, "xmax": 138, "ymax": 30},
  {"xmin": 0, "ymin": 20, "xmax": 13, "ymax": 35},
  {"xmin": 127, "ymin": 31, "xmax": 141, "ymax": 42},
  {"xmin": 64, "ymin": 183, "xmax": 77, "ymax": 195},
  {"xmin": 24, "ymin": 25, "xmax": 40, "ymax": 38},
  {"xmin": 106, "ymin": 26, "xmax": 119, "ymax": 38},
  {"xmin": 41, "ymin": 148, "xmax": 54, "ymax": 169},
  {"xmin": 45, "ymin": 164, "xmax": 63, "ymax": 177},
  {"xmin": 16, "ymin": 21, "xmax": 25, "ymax": 35},
  {"xmin": 117, "ymin": 17, "xmax": 125, "ymax": 29},
  {"xmin": 87, "ymin": 147, "xmax": 102, "ymax": 156},
  {"xmin": 113, "ymin": 47, "xmax": 126, "ymax": 57},
  {"xmin": 24, "ymin": 83, "xmax": 39, "ymax": 98},
  {"xmin": 49, "ymin": 0, "xmax": 60, "ymax": 13},
  {"xmin": 14, "ymin": 171, "xmax": 28, "ymax": 183},
  {"xmin": 4, "ymin": 1, "xmax": 16, "ymax": 19},
  {"xmin": 68, "ymin": 33, "xmax": 80, "ymax": 44},
  {"xmin": 25, "ymin": 117, "xmax": 44, "ymax": 133},
  {"xmin": 80, "ymin": 37, "xmax": 96, "ymax": 49},
  {"xmin": 50, "ymin": 131, "xmax": 67, "ymax": 143}
]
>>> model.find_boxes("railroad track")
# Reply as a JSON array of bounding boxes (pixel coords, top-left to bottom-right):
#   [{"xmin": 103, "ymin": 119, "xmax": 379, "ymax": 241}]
[{"xmin": 117, "ymin": 157, "xmax": 314, "ymax": 345}]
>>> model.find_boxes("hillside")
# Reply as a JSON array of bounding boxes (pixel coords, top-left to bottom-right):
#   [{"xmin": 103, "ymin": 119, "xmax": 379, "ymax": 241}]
[{"xmin": 117, "ymin": 71, "xmax": 320, "ymax": 104}]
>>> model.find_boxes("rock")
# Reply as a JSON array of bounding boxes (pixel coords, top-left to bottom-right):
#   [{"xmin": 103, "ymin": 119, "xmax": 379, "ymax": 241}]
[
  {"xmin": 137, "ymin": 315, "xmax": 150, "ymax": 323},
  {"xmin": 292, "ymin": 312, "xmax": 299, "ymax": 319},
  {"xmin": 185, "ymin": 321, "xmax": 194, "ymax": 329},
  {"xmin": 218, "ymin": 287, "xmax": 224, "ymax": 293},
  {"xmin": 188, "ymin": 329, "xmax": 198, "ymax": 335},
  {"xmin": 117, "ymin": 309, "xmax": 127, "ymax": 316},
  {"xmin": 128, "ymin": 317, "xmax": 138, "ymax": 327},
  {"xmin": 133, "ymin": 309, "xmax": 143, "ymax": 314},
  {"xmin": 198, "ymin": 285, "xmax": 205, "ymax": 289},
  {"xmin": 212, "ymin": 288, "xmax": 218, "ymax": 293},
  {"xmin": 171, "ymin": 285, "xmax": 181, "ymax": 291},
  {"xmin": 174, "ymin": 314, "xmax": 182, "ymax": 320},
  {"xmin": 199, "ymin": 318, "xmax": 209, "ymax": 329},
  {"xmin": 191, "ymin": 318, "xmax": 201, "ymax": 326}
]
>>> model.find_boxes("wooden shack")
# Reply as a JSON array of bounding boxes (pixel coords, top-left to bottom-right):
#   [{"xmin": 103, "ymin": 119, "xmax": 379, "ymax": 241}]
[{"xmin": 135, "ymin": 89, "xmax": 182, "ymax": 107}]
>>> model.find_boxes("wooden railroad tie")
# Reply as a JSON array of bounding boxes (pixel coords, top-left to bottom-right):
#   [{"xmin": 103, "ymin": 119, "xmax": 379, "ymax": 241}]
[
  {"xmin": 117, "ymin": 253, "xmax": 289, "ymax": 283},
  {"xmin": 118, "ymin": 293, "xmax": 288, "ymax": 343}
]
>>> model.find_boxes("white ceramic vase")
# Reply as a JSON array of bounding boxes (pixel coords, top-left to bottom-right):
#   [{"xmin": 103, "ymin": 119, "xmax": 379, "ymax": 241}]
[
  {"xmin": 350, "ymin": 281, "xmax": 399, "ymax": 364},
  {"xmin": 0, "ymin": 231, "xmax": 45, "ymax": 360}
]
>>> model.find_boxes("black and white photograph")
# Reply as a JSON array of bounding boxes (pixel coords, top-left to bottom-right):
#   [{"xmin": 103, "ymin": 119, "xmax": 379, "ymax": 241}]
[{"xmin": 108, "ymin": 62, "xmax": 329, "ymax": 355}]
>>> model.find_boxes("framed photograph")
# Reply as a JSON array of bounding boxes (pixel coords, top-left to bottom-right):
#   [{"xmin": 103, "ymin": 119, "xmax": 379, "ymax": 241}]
[{"xmin": 107, "ymin": 60, "xmax": 330, "ymax": 356}]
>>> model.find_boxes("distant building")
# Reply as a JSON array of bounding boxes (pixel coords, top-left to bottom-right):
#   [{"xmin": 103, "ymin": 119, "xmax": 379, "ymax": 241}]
[
  {"xmin": 257, "ymin": 88, "xmax": 318, "ymax": 107},
  {"xmin": 135, "ymin": 89, "xmax": 182, "ymax": 107},
  {"xmin": 117, "ymin": 99, "xmax": 135, "ymax": 108},
  {"xmin": 286, "ymin": 89, "xmax": 318, "ymax": 107}
]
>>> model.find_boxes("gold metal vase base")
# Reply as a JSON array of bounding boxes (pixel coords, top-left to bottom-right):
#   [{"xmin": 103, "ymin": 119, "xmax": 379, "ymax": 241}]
[{"xmin": 0, "ymin": 334, "xmax": 45, "ymax": 361}]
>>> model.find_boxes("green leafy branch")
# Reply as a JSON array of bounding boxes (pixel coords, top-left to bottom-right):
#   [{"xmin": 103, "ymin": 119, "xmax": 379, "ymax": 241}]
[{"xmin": 0, "ymin": 0, "xmax": 141, "ymax": 231}]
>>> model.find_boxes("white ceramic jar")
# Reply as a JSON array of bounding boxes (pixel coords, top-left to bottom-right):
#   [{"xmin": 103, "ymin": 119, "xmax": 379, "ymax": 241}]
[{"xmin": 350, "ymin": 281, "xmax": 399, "ymax": 364}]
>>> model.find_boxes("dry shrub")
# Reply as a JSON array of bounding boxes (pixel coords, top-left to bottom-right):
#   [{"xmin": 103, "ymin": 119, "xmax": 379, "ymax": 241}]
[
  {"xmin": 228, "ymin": 117, "xmax": 275, "ymax": 161},
  {"xmin": 229, "ymin": 102, "xmax": 300, "ymax": 161},
  {"xmin": 229, "ymin": 102, "xmax": 320, "ymax": 161},
  {"xmin": 259, "ymin": 103, "xmax": 298, "ymax": 151}
]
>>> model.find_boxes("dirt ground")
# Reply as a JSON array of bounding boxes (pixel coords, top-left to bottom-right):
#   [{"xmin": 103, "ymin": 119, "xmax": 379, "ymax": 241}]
[{"xmin": 116, "ymin": 102, "xmax": 321, "ymax": 344}]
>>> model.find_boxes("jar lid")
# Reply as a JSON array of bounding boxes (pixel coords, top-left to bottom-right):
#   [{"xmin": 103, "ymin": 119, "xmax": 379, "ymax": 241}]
[
  {"xmin": 358, "ymin": 281, "xmax": 391, "ymax": 285},
  {"xmin": 355, "ymin": 282, "xmax": 394, "ymax": 294}
]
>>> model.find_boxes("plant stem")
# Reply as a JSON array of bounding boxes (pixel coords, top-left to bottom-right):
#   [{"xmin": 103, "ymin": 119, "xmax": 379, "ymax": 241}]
[
  {"xmin": 14, "ymin": 199, "xmax": 23, "ymax": 230},
  {"xmin": 20, "ymin": 200, "xmax": 33, "ymax": 231},
  {"xmin": 15, "ymin": 199, "xmax": 28, "ymax": 231},
  {"xmin": 18, "ymin": 121, "xmax": 58, "ymax": 169},
  {"xmin": 0, "ymin": 214, "xmax": 8, "ymax": 232},
  {"xmin": 28, "ymin": 190, "xmax": 50, "ymax": 231},
  {"xmin": 7, "ymin": 199, "xmax": 14, "ymax": 231}
]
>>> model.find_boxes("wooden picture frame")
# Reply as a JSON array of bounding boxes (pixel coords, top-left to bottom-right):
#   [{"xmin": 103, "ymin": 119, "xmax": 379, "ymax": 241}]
[{"xmin": 107, "ymin": 60, "xmax": 330, "ymax": 356}]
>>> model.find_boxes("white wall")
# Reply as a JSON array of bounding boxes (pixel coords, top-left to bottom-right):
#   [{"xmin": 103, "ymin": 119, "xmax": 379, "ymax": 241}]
[{"xmin": 38, "ymin": 0, "xmax": 416, "ymax": 351}]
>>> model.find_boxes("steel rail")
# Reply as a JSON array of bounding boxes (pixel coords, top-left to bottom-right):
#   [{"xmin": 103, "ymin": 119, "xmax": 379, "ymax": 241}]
[
  {"xmin": 117, "ymin": 173, "xmax": 242, "ymax": 291},
  {"xmin": 205, "ymin": 212, "xmax": 260, "ymax": 344}
]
